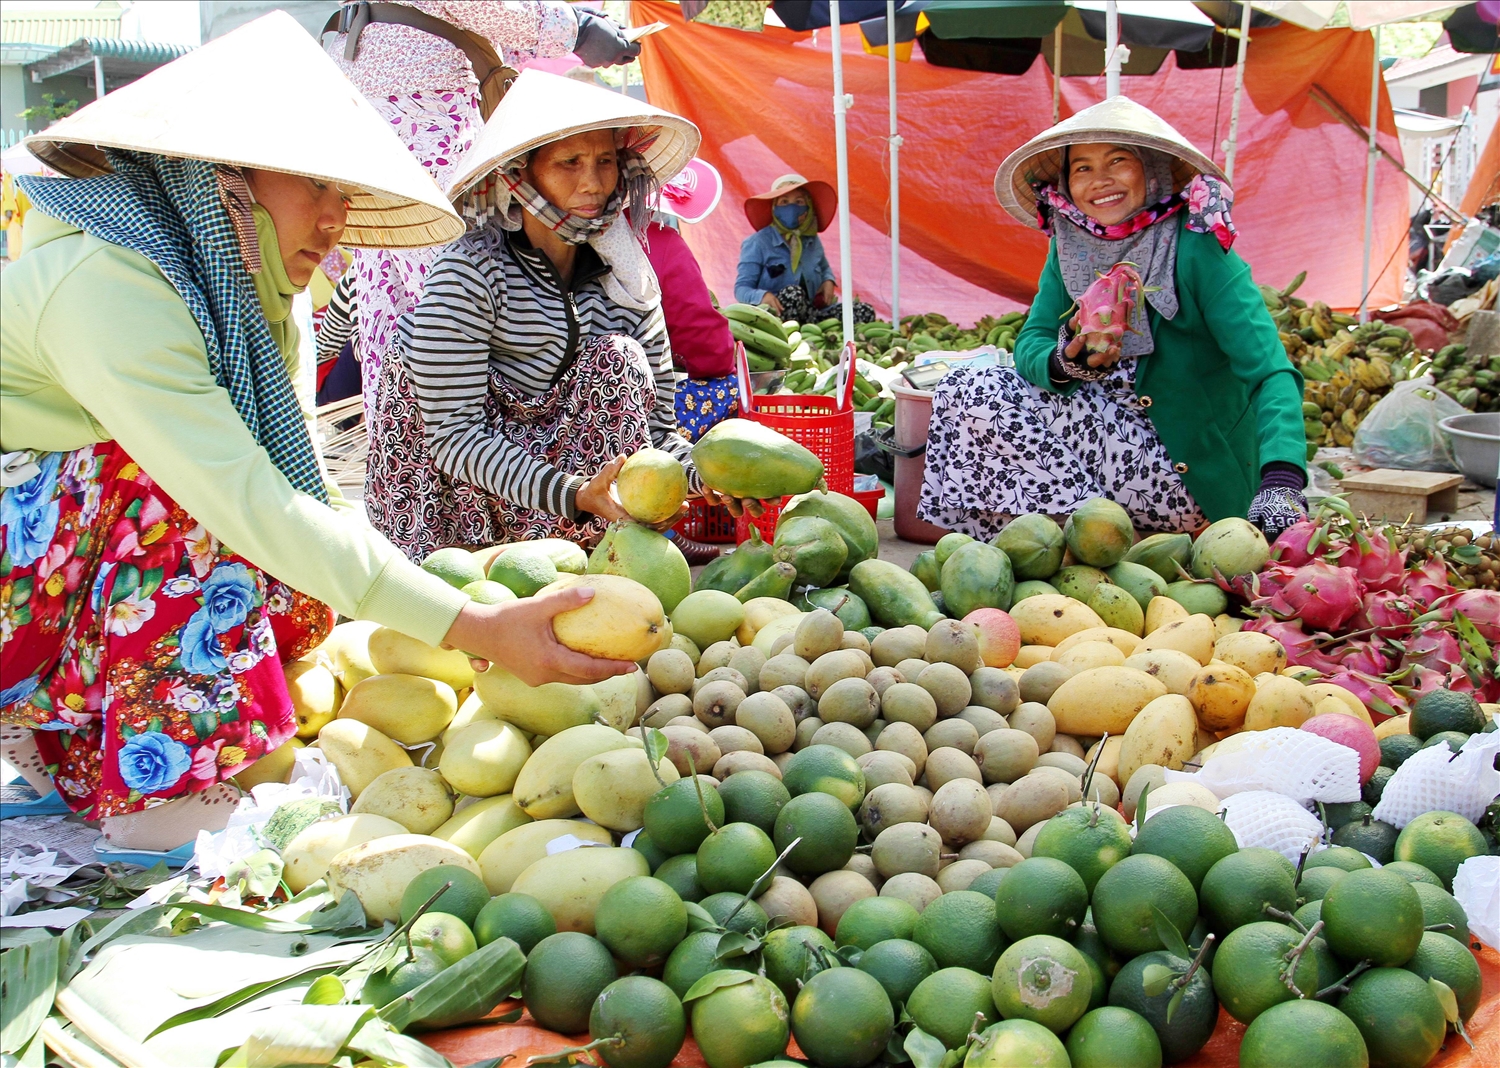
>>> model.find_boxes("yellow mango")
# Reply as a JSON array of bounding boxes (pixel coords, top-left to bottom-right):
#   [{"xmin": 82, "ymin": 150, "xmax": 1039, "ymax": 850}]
[
  {"xmin": 316, "ymin": 719, "xmax": 411, "ymax": 798},
  {"xmin": 1243, "ymin": 675, "xmax": 1317, "ymax": 731},
  {"xmin": 1135, "ymin": 614, "xmax": 1216, "ymax": 665},
  {"xmin": 368, "ymin": 626, "xmax": 475, "ymax": 691},
  {"xmin": 433, "ymin": 794, "xmax": 533, "ymax": 859},
  {"xmin": 1212, "ymin": 631, "xmax": 1288, "ymax": 677},
  {"xmin": 338, "ymin": 673, "xmax": 457, "ymax": 745},
  {"xmin": 1186, "ymin": 663, "xmax": 1257, "ymax": 732},
  {"xmin": 511, "ymin": 846, "xmax": 650, "ymax": 935},
  {"xmin": 1118, "ymin": 694, "xmax": 1199, "ymax": 787},
  {"xmin": 478, "ymin": 818, "xmax": 612, "ymax": 894},
  {"xmin": 1144, "ymin": 597, "xmax": 1190, "ymax": 633},
  {"xmin": 1047, "ymin": 666, "xmax": 1168, "ymax": 736},
  {"xmin": 286, "ymin": 660, "xmax": 339, "ymax": 739},
  {"xmin": 1009, "ymin": 595, "xmax": 1106, "ymax": 647}
]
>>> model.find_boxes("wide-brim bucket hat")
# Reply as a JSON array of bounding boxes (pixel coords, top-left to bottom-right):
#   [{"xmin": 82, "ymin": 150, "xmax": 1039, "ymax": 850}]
[
  {"xmin": 994, "ymin": 96, "xmax": 1227, "ymax": 228},
  {"xmin": 653, "ymin": 157, "xmax": 723, "ymax": 224},
  {"xmin": 23, "ymin": 11, "xmax": 463, "ymax": 249},
  {"xmin": 444, "ymin": 69, "xmax": 701, "ymax": 203},
  {"xmin": 745, "ymin": 174, "xmax": 837, "ymax": 232}
]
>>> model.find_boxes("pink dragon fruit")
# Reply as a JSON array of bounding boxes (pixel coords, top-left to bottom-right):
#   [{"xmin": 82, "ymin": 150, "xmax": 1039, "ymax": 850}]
[
  {"xmin": 1340, "ymin": 638, "xmax": 1395, "ymax": 675},
  {"xmin": 1270, "ymin": 520, "xmax": 1323, "ymax": 567},
  {"xmin": 1349, "ymin": 590, "xmax": 1417, "ymax": 636},
  {"xmin": 1402, "ymin": 558, "xmax": 1452, "ymax": 604},
  {"xmin": 1430, "ymin": 588, "xmax": 1500, "ymax": 643},
  {"xmin": 1399, "ymin": 623, "xmax": 1463, "ymax": 675},
  {"xmin": 1322, "ymin": 670, "xmax": 1410, "ymax": 719},
  {"xmin": 1244, "ymin": 616, "xmax": 1344, "ymax": 674},
  {"xmin": 1331, "ymin": 530, "xmax": 1407, "ymax": 593},
  {"xmin": 1072, "ymin": 262, "xmax": 1147, "ymax": 354},
  {"xmin": 1267, "ymin": 560, "xmax": 1363, "ymax": 633},
  {"xmin": 1238, "ymin": 562, "xmax": 1299, "ymax": 606}
]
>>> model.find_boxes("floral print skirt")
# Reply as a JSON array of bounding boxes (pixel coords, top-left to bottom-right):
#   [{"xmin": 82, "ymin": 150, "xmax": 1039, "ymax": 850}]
[
  {"xmin": 917, "ymin": 363, "xmax": 1206, "ymax": 541},
  {"xmin": 675, "ymin": 374, "xmax": 740, "ymax": 443},
  {"xmin": 0, "ymin": 442, "xmax": 332, "ymax": 818}
]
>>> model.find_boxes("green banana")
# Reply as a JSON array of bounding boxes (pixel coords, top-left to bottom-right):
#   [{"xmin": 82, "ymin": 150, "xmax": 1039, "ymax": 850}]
[
  {"xmin": 724, "ymin": 302, "xmax": 789, "ymax": 339},
  {"xmin": 729, "ymin": 319, "xmax": 794, "ymax": 360}
]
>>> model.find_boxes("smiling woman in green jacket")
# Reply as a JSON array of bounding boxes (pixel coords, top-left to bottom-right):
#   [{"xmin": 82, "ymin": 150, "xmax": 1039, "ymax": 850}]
[
  {"xmin": 918, "ymin": 97, "xmax": 1307, "ymax": 541},
  {"xmin": 0, "ymin": 16, "xmax": 632, "ymax": 836}
]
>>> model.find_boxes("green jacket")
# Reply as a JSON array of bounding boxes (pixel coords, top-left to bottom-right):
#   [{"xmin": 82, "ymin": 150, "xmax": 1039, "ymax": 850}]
[{"xmin": 1014, "ymin": 218, "xmax": 1306, "ymax": 521}]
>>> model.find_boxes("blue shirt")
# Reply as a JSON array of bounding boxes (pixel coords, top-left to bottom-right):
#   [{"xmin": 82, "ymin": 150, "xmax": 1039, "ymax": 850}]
[{"xmin": 734, "ymin": 224, "xmax": 836, "ymax": 306}]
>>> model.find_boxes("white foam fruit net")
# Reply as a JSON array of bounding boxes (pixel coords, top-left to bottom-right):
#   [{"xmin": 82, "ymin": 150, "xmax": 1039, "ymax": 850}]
[
  {"xmin": 1372, "ymin": 731, "xmax": 1500, "ymax": 829},
  {"xmin": 1453, "ymin": 856, "xmax": 1500, "ymax": 949},
  {"xmin": 1219, "ymin": 790, "xmax": 1325, "ymax": 861},
  {"xmin": 1164, "ymin": 727, "xmax": 1361, "ymax": 804}
]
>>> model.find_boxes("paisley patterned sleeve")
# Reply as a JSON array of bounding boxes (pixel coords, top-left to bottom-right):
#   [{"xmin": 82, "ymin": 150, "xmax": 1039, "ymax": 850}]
[{"xmin": 438, "ymin": 1, "xmax": 580, "ymax": 66}]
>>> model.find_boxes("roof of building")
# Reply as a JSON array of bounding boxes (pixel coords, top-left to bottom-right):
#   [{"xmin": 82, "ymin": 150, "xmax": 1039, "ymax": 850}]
[
  {"xmin": 1, "ymin": 1, "xmax": 123, "ymax": 48},
  {"xmin": 26, "ymin": 37, "xmax": 193, "ymax": 82},
  {"xmin": 1386, "ymin": 42, "xmax": 1491, "ymax": 91}
]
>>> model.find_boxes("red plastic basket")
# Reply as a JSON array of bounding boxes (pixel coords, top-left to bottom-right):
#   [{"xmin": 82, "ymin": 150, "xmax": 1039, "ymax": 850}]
[
  {"xmin": 732, "ymin": 395, "xmax": 858, "ymax": 544},
  {"xmin": 673, "ymin": 498, "xmax": 738, "ymax": 543}
]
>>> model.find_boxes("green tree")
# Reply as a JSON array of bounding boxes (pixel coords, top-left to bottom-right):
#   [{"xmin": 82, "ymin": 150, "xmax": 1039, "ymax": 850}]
[{"xmin": 19, "ymin": 94, "xmax": 79, "ymax": 125}]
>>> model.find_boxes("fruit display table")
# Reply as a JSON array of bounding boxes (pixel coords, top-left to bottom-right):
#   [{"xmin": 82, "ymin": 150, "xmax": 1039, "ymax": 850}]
[{"xmin": 423, "ymin": 946, "xmax": 1500, "ymax": 1068}]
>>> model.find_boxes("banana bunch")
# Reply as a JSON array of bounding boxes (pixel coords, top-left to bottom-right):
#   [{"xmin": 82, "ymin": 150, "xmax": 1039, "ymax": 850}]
[
  {"xmin": 1302, "ymin": 380, "xmax": 1376, "ymax": 448},
  {"xmin": 1430, "ymin": 343, "xmax": 1499, "ymax": 412},
  {"xmin": 723, "ymin": 303, "xmax": 810, "ymax": 371}
]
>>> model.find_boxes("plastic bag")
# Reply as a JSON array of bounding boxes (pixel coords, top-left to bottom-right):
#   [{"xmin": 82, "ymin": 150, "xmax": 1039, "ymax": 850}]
[{"xmin": 1352, "ymin": 377, "xmax": 1467, "ymax": 471}]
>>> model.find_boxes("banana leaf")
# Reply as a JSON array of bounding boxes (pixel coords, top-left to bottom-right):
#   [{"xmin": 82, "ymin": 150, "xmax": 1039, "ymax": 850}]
[
  {"xmin": 378, "ymin": 937, "xmax": 525, "ymax": 1033},
  {"xmin": 0, "ymin": 931, "xmax": 59, "ymax": 1054},
  {"xmin": 218, "ymin": 1004, "xmax": 375, "ymax": 1067}
]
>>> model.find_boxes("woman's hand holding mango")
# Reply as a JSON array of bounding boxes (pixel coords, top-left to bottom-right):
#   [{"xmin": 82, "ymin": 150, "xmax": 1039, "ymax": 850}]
[{"xmin": 444, "ymin": 587, "xmax": 636, "ymax": 687}]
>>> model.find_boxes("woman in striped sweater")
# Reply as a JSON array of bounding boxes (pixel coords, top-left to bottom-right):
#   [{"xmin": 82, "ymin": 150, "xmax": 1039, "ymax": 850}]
[{"xmin": 395, "ymin": 71, "xmax": 759, "ymax": 555}]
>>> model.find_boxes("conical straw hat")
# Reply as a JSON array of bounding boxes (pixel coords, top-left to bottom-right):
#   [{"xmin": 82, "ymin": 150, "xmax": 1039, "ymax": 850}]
[
  {"xmin": 994, "ymin": 96, "xmax": 1226, "ymax": 228},
  {"xmin": 24, "ymin": 12, "xmax": 462, "ymax": 249},
  {"xmin": 445, "ymin": 69, "xmax": 700, "ymax": 202}
]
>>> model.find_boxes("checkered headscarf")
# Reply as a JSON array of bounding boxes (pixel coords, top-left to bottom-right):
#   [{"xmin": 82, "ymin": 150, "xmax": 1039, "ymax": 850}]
[{"xmin": 20, "ymin": 151, "xmax": 327, "ymax": 502}]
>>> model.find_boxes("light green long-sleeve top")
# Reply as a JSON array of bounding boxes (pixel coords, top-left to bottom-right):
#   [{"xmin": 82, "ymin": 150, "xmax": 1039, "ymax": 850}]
[{"xmin": 0, "ymin": 207, "xmax": 468, "ymax": 646}]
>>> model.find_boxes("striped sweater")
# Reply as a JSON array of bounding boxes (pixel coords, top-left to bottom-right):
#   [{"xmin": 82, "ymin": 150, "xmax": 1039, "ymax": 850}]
[{"xmin": 400, "ymin": 224, "xmax": 699, "ymax": 520}]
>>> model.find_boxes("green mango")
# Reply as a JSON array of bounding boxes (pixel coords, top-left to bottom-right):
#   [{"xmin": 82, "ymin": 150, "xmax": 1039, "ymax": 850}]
[
  {"xmin": 992, "ymin": 514, "xmax": 1065, "ymax": 580},
  {"xmin": 848, "ymin": 559, "xmax": 944, "ymax": 629},
  {"xmin": 778, "ymin": 490, "xmax": 879, "ymax": 578},
  {"xmin": 940, "ymin": 541, "xmax": 1015, "ymax": 618},
  {"xmin": 1063, "ymin": 498, "xmax": 1135, "ymax": 568},
  {"xmin": 772, "ymin": 516, "xmax": 848, "ymax": 588},
  {"xmin": 1012, "ymin": 580, "xmax": 1061, "ymax": 603},
  {"xmin": 1105, "ymin": 561, "xmax": 1169, "ymax": 611},
  {"xmin": 1054, "ymin": 565, "xmax": 1110, "ymax": 604},
  {"xmin": 934, "ymin": 532, "xmax": 976, "ymax": 568},
  {"xmin": 586, "ymin": 522, "xmax": 690, "ymax": 614},
  {"xmin": 911, "ymin": 550, "xmax": 942, "ymax": 592},
  {"xmin": 736, "ymin": 562, "xmax": 797, "ymax": 602},
  {"xmin": 1088, "ymin": 583, "xmax": 1145, "ymax": 636},
  {"xmin": 692, "ymin": 419, "xmax": 824, "ymax": 500},
  {"xmin": 1164, "ymin": 580, "xmax": 1229, "ymax": 617},
  {"xmin": 694, "ymin": 527, "xmax": 773, "ymax": 595},
  {"xmin": 1123, "ymin": 532, "xmax": 1193, "ymax": 584},
  {"xmin": 797, "ymin": 586, "xmax": 873, "ymax": 630}
]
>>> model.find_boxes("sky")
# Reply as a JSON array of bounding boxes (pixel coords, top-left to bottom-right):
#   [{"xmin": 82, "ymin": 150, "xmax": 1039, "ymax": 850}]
[{"xmin": 13, "ymin": 0, "xmax": 202, "ymax": 45}]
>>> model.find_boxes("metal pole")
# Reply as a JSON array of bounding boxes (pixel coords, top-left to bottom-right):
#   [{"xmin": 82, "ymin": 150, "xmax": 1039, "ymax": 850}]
[
  {"xmin": 887, "ymin": 0, "xmax": 901, "ymax": 325},
  {"xmin": 1223, "ymin": 0, "xmax": 1252, "ymax": 182},
  {"xmin": 830, "ymin": 0, "xmax": 856, "ymax": 347},
  {"xmin": 1105, "ymin": 0, "xmax": 1120, "ymax": 99},
  {"xmin": 93, "ymin": 54, "xmax": 105, "ymax": 99},
  {"xmin": 1360, "ymin": 26, "xmax": 1381, "ymax": 322},
  {"xmin": 1052, "ymin": 29, "xmax": 1062, "ymax": 123}
]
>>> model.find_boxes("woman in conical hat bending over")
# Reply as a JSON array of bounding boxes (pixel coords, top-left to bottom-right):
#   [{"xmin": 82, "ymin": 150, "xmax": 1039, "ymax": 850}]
[
  {"xmin": 0, "ymin": 16, "xmax": 632, "ymax": 841},
  {"xmin": 919, "ymin": 97, "xmax": 1307, "ymax": 542},
  {"xmin": 395, "ymin": 71, "xmax": 769, "ymax": 554}
]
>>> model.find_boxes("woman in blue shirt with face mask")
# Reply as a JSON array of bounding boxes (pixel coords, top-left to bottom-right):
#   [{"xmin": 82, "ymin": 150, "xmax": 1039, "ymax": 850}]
[{"xmin": 734, "ymin": 173, "xmax": 874, "ymax": 326}]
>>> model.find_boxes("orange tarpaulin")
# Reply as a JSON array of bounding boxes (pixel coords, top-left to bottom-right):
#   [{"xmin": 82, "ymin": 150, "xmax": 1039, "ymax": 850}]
[
  {"xmin": 1460, "ymin": 115, "xmax": 1499, "ymax": 218},
  {"xmin": 632, "ymin": 1, "xmax": 1408, "ymax": 320}
]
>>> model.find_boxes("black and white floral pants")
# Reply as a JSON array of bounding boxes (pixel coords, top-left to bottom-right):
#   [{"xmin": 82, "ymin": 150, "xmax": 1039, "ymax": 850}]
[
  {"xmin": 916, "ymin": 362, "xmax": 1206, "ymax": 540},
  {"xmin": 774, "ymin": 285, "xmax": 876, "ymax": 329}
]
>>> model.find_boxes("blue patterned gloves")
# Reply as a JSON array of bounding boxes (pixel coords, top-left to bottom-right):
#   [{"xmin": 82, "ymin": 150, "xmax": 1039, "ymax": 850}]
[
  {"xmin": 574, "ymin": 12, "xmax": 640, "ymax": 67},
  {"xmin": 1247, "ymin": 463, "xmax": 1309, "ymax": 542}
]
